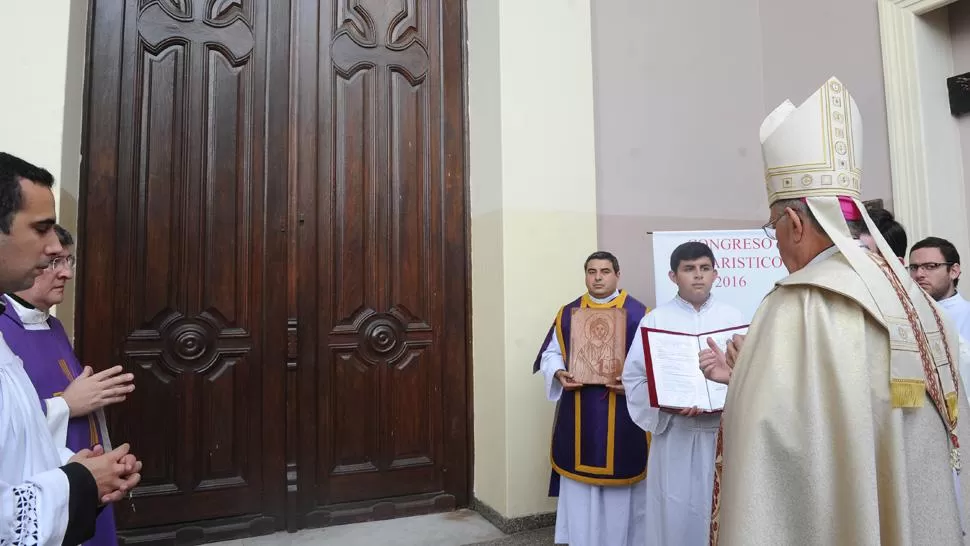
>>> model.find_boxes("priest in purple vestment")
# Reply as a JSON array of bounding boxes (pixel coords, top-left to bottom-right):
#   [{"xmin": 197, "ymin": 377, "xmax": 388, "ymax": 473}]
[{"xmin": 0, "ymin": 225, "xmax": 136, "ymax": 546}]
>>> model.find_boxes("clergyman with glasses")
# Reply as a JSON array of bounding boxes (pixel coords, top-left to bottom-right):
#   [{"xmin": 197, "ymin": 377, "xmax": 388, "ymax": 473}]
[
  {"xmin": 909, "ymin": 237, "xmax": 969, "ymax": 338},
  {"xmin": 0, "ymin": 224, "xmax": 135, "ymax": 546}
]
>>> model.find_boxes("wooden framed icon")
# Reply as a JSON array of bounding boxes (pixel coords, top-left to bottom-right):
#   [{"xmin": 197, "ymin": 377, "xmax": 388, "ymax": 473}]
[{"xmin": 568, "ymin": 307, "xmax": 627, "ymax": 385}]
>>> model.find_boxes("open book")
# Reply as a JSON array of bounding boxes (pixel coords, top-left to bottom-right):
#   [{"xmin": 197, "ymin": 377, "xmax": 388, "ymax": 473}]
[{"xmin": 641, "ymin": 325, "xmax": 749, "ymax": 412}]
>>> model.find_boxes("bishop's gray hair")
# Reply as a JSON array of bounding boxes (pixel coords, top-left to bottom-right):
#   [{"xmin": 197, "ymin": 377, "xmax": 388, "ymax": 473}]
[{"xmin": 771, "ymin": 198, "xmax": 824, "ymax": 232}]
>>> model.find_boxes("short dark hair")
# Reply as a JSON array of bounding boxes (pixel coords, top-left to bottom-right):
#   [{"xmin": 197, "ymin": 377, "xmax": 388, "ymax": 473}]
[
  {"xmin": 911, "ymin": 236, "xmax": 960, "ymax": 287},
  {"xmin": 670, "ymin": 241, "xmax": 716, "ymax": 272},
  {"xmin": 54, "ymin": 225, "xmax": 74, "ymax": 248},
  {"xmin": 0, "ymin": 153, "xmax": 55, "ymax": 234},
  {"xmin": 911, "ymin": 236, "xmax": 960, "ymax": 264},
  {"xmin": 584, "ymin": 251, "xmax": 620, "ymax": 273},
  {"xmin": 867, "ymin": 206, "xmax": 907, "ymax": 258}
]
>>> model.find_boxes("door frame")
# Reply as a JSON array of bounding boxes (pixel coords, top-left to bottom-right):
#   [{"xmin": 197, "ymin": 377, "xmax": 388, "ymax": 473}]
[{"xmin": 878, "ymin": 0, "xmax": 969, "ymax": 259}]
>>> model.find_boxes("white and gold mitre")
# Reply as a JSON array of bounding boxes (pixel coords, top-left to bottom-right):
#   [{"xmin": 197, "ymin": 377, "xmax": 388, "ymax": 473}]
[{"xmin": 759, "ymin": 77, "xmax": 863, "ymax": 204}]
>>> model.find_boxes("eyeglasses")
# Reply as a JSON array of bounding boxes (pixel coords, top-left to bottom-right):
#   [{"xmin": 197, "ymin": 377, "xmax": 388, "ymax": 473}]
[
  {"xmin": 47, "ymin": 255, "xmax": 76, "ymax": 272},
  {"xmin": 908, "ymin": 261, "xmax": 953, "ymax": 274},
  {"xmin": 762, "ymin": 214, "xmax": 786, "ymax": 240}
]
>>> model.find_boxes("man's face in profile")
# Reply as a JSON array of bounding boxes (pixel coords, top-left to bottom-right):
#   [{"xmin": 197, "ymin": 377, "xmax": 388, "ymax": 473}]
[{"xmin": 0, "ymin": 179, "xmax": 61, "ymax": 293}]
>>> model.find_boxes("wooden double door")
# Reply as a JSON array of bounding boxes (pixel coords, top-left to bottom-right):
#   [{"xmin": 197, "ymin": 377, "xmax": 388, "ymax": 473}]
[{"xmin": 77, "ymin": 0, "xmax": 469, "ymax": 541}]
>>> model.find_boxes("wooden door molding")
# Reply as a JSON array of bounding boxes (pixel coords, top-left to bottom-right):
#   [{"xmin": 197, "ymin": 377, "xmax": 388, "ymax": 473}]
[
  {"xmin": 290, "ymin": 0, "xmax": 470, "ymax": 526},
  {"xmin": 78, "ymin": 0, "xmax": 290, "ymax": 541},
  {"xmin": 79, "ymin": 0, "xmax": 469, "ymax": 540}
]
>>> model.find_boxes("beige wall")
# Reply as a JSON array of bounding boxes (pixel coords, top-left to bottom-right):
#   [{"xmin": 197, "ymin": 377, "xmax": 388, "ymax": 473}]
[
  {"xmin": 0, "ymin": 0, "xmax": 88, "ymax": 337},
  {"xmin": 468, "ymin": 0, "xmax": 599, "ymax": 517},
  {"xmin": 592, "ymin": 0, "xmax": 894, "ymax": 306}
]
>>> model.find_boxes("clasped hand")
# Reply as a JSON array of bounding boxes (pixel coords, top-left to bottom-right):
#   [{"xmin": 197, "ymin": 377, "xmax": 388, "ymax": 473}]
[{"xmin": 69, "ymin": 443, "xmax": 143, "ymax": 505}]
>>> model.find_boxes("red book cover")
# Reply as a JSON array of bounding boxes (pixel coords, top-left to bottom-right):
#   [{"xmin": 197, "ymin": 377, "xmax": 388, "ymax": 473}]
[{"xmin": 641, "ymin": 325, "xmax": 748, "ymax": 413}]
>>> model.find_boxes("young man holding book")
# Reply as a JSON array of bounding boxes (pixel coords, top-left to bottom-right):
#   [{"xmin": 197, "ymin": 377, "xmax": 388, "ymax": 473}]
[
  {"xmin": 622, "ymin": 241, "xmax": 744, "ymax": 546},
  {"xmin": 532, "ymin": 251, "xmax": 649, "ymax": 546}
]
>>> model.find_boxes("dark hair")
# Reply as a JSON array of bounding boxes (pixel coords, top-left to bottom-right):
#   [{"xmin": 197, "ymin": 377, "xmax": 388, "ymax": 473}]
[
  {"xmin": 584, "ymin": 251, "xmax": 620, "ymax": 273},
  {"xmin": 866, "ymin": 207, "xmax": 907, "ymax": 258},
  {"xmin": 911, "ymin": 236, "xmax": 960, "ymax": 287},
  {"xmin": 53, "ymin": 225, "xmax": 74, "ymax": 247},
  {"xmin": 0, "ymin": 153, "xmax": 55, "ymax": 234},
  {"xmin": 670, "ymin": 241, "xmax": 716, "ymax": 272}
]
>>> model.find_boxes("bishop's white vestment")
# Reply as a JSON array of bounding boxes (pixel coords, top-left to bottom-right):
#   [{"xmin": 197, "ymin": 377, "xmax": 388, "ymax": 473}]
[
  {"xmin": 622, "ymin": 295, "xmax": 743, "ymax": 546},
  {"xmin": 0, "ymin": 328, "xmax": 98, "ymax": 545},
  {"xmin": 713, "ymin": 75, "xmax": 970, "ymax": 545}
]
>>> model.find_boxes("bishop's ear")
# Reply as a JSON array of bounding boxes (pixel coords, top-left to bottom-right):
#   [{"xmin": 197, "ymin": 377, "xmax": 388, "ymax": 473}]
[{"xmin": 786, "ymin": 207, "xmax": 805, "ymax": 242}]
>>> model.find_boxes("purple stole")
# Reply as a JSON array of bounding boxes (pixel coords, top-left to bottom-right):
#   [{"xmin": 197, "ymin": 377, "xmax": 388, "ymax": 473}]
[
  {"xmin": 0, "ymin": 296, "xmax": 118, "ymax": 546},
  {"xmin": 533, "ymin": 290, "xmax": 649, "ymax": 494}
]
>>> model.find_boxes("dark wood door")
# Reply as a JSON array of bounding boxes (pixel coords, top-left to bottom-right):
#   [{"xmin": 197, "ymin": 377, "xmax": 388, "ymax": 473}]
[
  {"xmin": 288, "ymin": 0, "xmax": 469, "ymax": 525},
  {"xmin": 78, "ymin": 0, "xmax": 468, "ymax": 540}
]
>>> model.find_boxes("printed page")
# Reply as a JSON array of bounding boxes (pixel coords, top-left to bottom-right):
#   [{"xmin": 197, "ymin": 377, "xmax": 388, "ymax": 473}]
[
  {"xmin": 645, "ymin": 330, "xmax": 710, "ymax": 410},
  {"xmin": 697, "ymin": 326, "xmax": 749, "ymax": 411}
]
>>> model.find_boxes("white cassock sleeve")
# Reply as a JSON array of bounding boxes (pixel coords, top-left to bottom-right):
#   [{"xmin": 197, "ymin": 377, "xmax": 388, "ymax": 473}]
[
  {"xmin": 44, "ymin": 397, "xmax": 71, "ymax": 451},
  {"xmin": 622, "ymin": 315, "xmax": 669, "ymax": 434},
  {"xmin": 1, "ymin": 385, "xmax": 97, "ymax": 545},
  {"xmin": 0, "ymin": 470, "xmax": 71, "ymax": 545},
  {"xmin": 539, "ymin": 335, "xmax": 566, "ymax": 402}
]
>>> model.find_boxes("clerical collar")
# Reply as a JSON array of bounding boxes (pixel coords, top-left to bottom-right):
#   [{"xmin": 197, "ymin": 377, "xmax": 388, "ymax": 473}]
[
  {"xmin": 5, "ymin": 294, "xmax": 49, "ymax": 325},
  {"xmin": 588, "ymin": 290, "xmax": 620, "ymax": 305},
  {"xmin": 7, "ymin": 293, "xmax": 35, "ymax": 310}
]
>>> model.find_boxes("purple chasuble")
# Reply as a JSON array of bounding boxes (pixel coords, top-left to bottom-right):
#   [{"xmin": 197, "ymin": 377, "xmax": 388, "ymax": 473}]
[
  {"xmin": 532, "ymin": 289, "xmax": 650, "ymax": 496},
  {"xmin": 0, "ymin": 295, "xmax": 119, "ymax": 546}
]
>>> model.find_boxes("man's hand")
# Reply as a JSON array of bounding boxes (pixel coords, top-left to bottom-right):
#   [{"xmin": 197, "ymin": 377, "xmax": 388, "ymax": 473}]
[
  {"xmin": 661, "ymin": 406, "xmax": 702, "ymax": 416},
  {"xmin": 62, "ymin": 365, "xmax": 135, "ymax": 417},
  {"xmin": 74, "ymin": 443, "xmax": 143, "ymax": 504},
  {"xmin": 699, "ymin": 337, "xmax": 733, "ymax": 385},
  {"xmin": 555, "ymin": 370, "xmax": 583, "ymax": 391},
  {"xmin": 606, "ymin": 376, "xmax": 625, "ymax": 395},
  {"xmin": 726, "ymin": 334, "xmax": 746, "ymax": 369},
  {"xmin": 679, "ymin": 406, "xmax": 702, "ymax": 417}
]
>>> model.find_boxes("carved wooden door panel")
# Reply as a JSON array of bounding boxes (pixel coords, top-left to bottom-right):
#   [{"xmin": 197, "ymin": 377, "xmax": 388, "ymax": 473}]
[
  {"xmin": 78, "ymin": 0, "xmax": 290, "ymax": 536},
  {"xmin": 79, "ymin": 0, "xmax": 469, "ymax": 538},
  {"xmin": 290, "ymin": 0, "xmax": 469, "ymax": 524}
]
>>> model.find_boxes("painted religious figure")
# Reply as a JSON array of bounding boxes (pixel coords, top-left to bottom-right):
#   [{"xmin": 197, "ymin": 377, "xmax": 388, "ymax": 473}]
[{"xmin": 569, "ymin": 307, "xmax": 627, "ymax": 385}]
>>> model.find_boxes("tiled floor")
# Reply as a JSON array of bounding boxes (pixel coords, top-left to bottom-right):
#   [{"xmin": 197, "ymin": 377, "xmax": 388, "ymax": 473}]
[{"xmin": 211, "ymin": 510, "xmax": 555, "ymax": 546}]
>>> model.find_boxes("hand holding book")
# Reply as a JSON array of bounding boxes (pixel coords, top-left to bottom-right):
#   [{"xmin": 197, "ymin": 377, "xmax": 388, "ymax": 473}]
[{"xmin": 642, "ymin": 325, "xmax": 749, "ymax": 412}]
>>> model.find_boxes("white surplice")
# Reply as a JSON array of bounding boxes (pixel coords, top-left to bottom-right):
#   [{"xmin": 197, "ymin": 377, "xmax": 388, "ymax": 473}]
[
  {"xmin": 939, "ymin": 292, "xmax": 970, "ymax": 340},
  {"xmin": 539, "ymin": 290, "xmax": 647, "ymax": 546},
  {"xmin": 0, "ymin": 330, "xmax": 72, "ymax": 545},
  {"xmin": 622, "ymin": 295, "xmax": 744, "ymax": 546}
]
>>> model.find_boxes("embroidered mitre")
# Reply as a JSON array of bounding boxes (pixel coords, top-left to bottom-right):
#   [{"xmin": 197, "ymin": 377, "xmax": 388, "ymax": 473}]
[{"xmin": 759, "ymin": 77, "xmax": 863, "ymax": 204}]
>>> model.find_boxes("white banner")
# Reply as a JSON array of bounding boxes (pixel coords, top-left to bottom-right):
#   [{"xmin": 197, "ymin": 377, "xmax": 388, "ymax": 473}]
[{"xmin": 651, "ymin": 229, "xmax": 789, "ymax": 323}]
